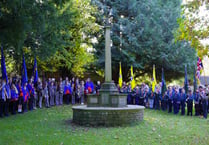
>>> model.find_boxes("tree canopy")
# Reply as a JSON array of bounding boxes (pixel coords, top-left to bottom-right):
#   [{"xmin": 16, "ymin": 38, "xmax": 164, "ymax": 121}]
[{"xmin": 92, "ymin": 0, "xmax": 196, "ymax": 82}]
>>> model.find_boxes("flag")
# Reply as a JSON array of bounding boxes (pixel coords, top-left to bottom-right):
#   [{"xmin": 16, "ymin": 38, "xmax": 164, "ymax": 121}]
[
  {"xmin": 118, "ymin": 62, "xmax": 123, "ymax": 88},
  {"xmin": 152, "ymin": 65, "xmax": 157, "ymax": 92},
  {"xmin": 1, "ymin": 46, "xmax": 8, "ymax": 83},
  {"xmin": 130, "ymin": 65, "xmax": 136, "ymax": 90},
  {"xmin": 196, "ymin": 57, "xmax": 203, "ymax": 79},
  {"xmin": 22, "ymin": 54, "xmax": 28, "ymax": 85},
  {"xmin": 184, "ymin": 65, "xmax": 188, "ymax": 94},
  {"xmin": 161, "ymin": 68, "xmax": 167, "ymax": 95},
  {"xmin": 33, "ymin": 57, "xmax": 38, "ymax": 84},
  {"xmin": 193, "ymin": 64, "xmax": 197, "ymax": 94}
]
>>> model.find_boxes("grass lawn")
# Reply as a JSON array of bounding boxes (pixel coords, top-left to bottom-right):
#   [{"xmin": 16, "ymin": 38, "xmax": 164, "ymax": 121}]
[{"xmin": 0, "ymin": 105, "xmax": 208, "ymax": 145}]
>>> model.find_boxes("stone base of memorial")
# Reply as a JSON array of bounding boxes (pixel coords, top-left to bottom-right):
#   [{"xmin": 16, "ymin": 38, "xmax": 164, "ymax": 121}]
[
  {"xmin": 72, "ymin": 105, "xmax": 144, "ymax": 126},
  {"xmin": 72, "ymin": 82, "xmax": 145, "ymax": 126}
]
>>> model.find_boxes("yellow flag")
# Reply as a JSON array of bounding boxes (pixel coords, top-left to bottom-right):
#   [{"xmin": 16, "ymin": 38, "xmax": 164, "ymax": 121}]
[
  {"xmin": 118, "ymin": 62, "xmax": 123, "ymax": 88},
  {"xmin": 152, "ymin": 65, "xmax": 157, "ymax": 92},
  {"xmin": 130, "ymin": 65, "xmax": 136, "ymax": 90}
]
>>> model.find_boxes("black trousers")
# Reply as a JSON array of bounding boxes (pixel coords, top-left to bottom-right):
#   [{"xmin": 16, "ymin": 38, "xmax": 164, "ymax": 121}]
[
  {"xmin": 11, "ymin": 101, "xmax": 17, "ymax": 115},
  {"xmin": 4, "ymin": 99, "xmax": 10, "ymax": 116},
  {"xmin": 66, "ymin": 94, "xmax": 71, "ymax": 105},
  {"xmin": 0, "ymin": 99, "xmax": 5, "ymax": 117},
  {"xmin": 181, "ymin": 101, "xmax": 185, "ymax": 115},
  {"xmin": 168, "ymin": 99, "xmax": 172, "ymax": 113},
  {"xmin": 202, "ymin": 101, "xmax": 208, "ymax": 119},
  {"xmin": 29, "ymin": 95, "xmax": 34, "ymax": 110},
  {"xmin": 195, "ymin": 104, "xmax": 199, "ymax": 116},
  {"xmin": 187, "ymin": 100, "xmax": 193, "ymax": 116}
]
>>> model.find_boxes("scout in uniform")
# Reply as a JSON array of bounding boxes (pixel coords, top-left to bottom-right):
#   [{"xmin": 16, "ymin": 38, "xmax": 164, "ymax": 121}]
[
  {"xmin": 80, "ymin": 81, "xmax": 85, "ymax": 105},
  {"xmin": 154, "ymin": 87, "xmax": 160, "ymax": 110},
  {"xmin": 168, "ymin": 87, "xmax": 173, "ymax": 113},
  {"xmin": 43, "ymin": 82, "xmax": 50, "ymax": 108},
  {"xmin": 49, "ymin": 81, "xmax": 55, "ymax": 106},
  {"xmin": 194, "ymin": 89, "xmax": 200, "ymax": 116},
  {"xmin": 22, "ymin": 83, "xmax": 29, "ymax": 113},
  {"xmin": 10, "ymin": 83, "xmax": 18, "ymax": 114},
  {"xmin": 17, "ymin": 80, "xmax": 23, "ymax": 113},
  {"xmin": 59, "ymin": 77, "xmax": 64, "ymax": 105},
  {"xmin": 0, "ymin": 79, "xmax": 6, "ymax": 117},
  {"xmin": 173, "ymin": 88, "xmax": 180, "ymax": 114},
  {"xmin": 186, "ymin": 89, "xmax": 194, "ymax": 116},
  {"xmin": 201, "ymin": 87, "xmax": 208, "ymax": 119},
  {"xmin": 64, "ymin": 80, "xmax": 72, "ymax": 105},
  {"xmin": 180, "ymin": 88, "xmax": 186, "ymax": 115},
  {"xmin": 5, "ymin": 83, "xmax": 11, "ymax": 116}
]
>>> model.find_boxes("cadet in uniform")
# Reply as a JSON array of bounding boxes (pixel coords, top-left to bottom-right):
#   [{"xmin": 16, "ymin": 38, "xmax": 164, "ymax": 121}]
[
  {"xmin": 180, "ymin": 88, "xmax": 186, "ymax": 115},
  {"xmin": 187, "ymin": 89, "xmax": 194, "ymax": 116}
]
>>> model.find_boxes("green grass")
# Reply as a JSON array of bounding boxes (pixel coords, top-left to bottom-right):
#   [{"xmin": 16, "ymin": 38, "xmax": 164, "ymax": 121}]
[{"xmin": 0, "ymin": 105, "xmax": 208, "ymax": 145}]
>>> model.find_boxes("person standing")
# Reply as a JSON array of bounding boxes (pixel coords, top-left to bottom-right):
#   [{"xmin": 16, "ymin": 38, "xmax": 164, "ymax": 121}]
[
  {"xmin": 127, "ymin": 84, "xmax": 132, "ymax": 104},
  {"xmin": 27, "ymin": 80, "xmax": 33, "ymax": 111},
  {"xmin": 55, "ymin": 81, "xmax": 60, "ymax": 106},
  {"xmin": 22, "ymin": 83, "xmax": 29, "ymax": 113},
  {"xmin": 49, "ymin": 81, "xmax": 55, "ymax": 106},
  {"xmin": 17, "ymin": 80, "xmax": 23, "ymax": 113},
  {"xmin": 0, "ymin": 79, "xmax": 6, "ymax": 117},
  {"xmin": 194, "ymin": 89, "xmax": 200, "ymax": 116},
  {"xmin": 64, "ymin": 80, "xmax": 72, "ymax": 105},
  {"xmin": 37, "ymin": 79, "xmax": 43, "ymax": 108},
  {"xmin": 173, "ymin": 88, "xmax": 180, "ymax": 114},
  {"xmin": 180, "ymin": 88, "xmax": 186, "ymax": 115},
  {"xmin": 43, "ymin": 82, "xmax": 50, "ymax": 108},
  {"xmin": 154, "ymin": 87, "xmax": 160, "ymax": 110},
  {"xmin": 187, "ymin": 89, "xmax": 194, "ymax": 116},
  {"xmin": 4, "ymin": 82, "xmax": 11, "ymax": 116},
  {"xmin": 80, "ymin": 81, "xmax": 85, "ymax": 105},
  {"xmin": 201, "ymin": 88, "xmax": 208, "ymax": 119},
  {"xmin": 168, "ymin": 87, "xmax": 173, "ymax": 113},
  {"xmin": 59, "ymin": 78, "xmax": 64, "ymax": 105},
  {"xmin": 10, "ymin": 83, "xmax": 18, "ymax": 115}
]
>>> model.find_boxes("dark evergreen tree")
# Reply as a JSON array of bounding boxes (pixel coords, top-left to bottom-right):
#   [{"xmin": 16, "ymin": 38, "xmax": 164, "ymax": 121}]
[{"xmin": 92, "ymin": 0, "xmax": 196, "ymax": 82}]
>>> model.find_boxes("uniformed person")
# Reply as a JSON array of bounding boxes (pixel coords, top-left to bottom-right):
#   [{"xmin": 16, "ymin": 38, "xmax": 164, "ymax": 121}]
[
  {"xmin": 10, "ymin": 83, "xmax": 18, "ymax": 114},
  {"xmin": 43, "ymin": 82, "xmax": 49, "ymax": 108},
  {"xmin": 173, "ymin": 88, "xmax": 180, "ymax": 114},
  {"xmin": 194, "ymin": 89, "xmax": 200, "ymax": 116},
  {"xmin": 186, "ymin": 89, "xmax": 194, "ymax": 116},
  {"xmin": 201, "ymin": 87, "xmax": 208, "ymax": 119},
  {"xmin": 168, "ymin": 87, "xmax": 173, "ymax": 113},
  {"xmin": 180, "ymin": 88, "xmax": 186, "ymax": 115},
  {"xmin": 22, "ymin": 83, "xmax": 29, "ymax": 113},
  {"xmin": 64, "ymin": 80, "xmax": 72, "ymax": 105},
  {"xmin": 59, "ymin": 77, "xmax": 64, "ymax": 105}
]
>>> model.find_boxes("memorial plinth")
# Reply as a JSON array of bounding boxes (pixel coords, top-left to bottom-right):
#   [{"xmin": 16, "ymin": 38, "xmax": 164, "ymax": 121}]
[{"xmin": 72, "ymin": 25, "xmax": 144, "ymax": 126}]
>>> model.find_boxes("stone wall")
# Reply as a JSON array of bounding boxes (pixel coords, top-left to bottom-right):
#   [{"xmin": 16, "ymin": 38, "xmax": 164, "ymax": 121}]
[{"xmin": 72, "ymin": 106, "xmax": 144, "ymax": 126}]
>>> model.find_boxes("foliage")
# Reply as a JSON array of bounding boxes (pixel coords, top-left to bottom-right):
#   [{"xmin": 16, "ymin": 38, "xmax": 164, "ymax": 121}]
[
  {"xmin": 0, "ymin": 105, "xmax": 208, "ymax": 145},
  {"xmin": 175, "ymin": 0, "xmax": 209, "ymax": 58},
  {"xmin": 0, "ymin": 0, "xmax": 98, "ymax": 77},
  {"xmin": 92, "ymin": 0, "xmax": 197, "ymax": 82}
]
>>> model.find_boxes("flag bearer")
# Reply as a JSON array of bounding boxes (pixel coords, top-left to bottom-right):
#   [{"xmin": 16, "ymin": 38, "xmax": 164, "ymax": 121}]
[
  {"xmin": 22, "ymin": 83, "xmax": 29, "ymax": 113},
  {"xmin": 194, "ymin": 89, "xmax": 200, "ymax": 116}
]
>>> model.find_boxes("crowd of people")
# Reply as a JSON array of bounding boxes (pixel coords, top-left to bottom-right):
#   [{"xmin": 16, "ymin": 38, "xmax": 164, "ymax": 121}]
[
  {"xmin": 0, "ymin": 76, "xmax": 99, "ymax": 118},
  {"xmin": 0, "ymin": 77, "xmax": 208, "ymax": 119},
  {"xmin": 119, "ymin": 82, "xmax": 209, "ymax": 119}
]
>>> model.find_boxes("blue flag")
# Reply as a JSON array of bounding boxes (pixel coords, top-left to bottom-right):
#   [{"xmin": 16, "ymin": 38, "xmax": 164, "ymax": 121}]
[
  {"xmin": 22, "ymin": 54, "xmax": 28, "ymax": 85},
  {"xmin": 1, "ymin": 46, "xmax": 8, "ymax": 83},
  {"xmin": 33, "ymin": 57, "xmax": 38, "ymax": 84},
  {"xmin": 184, "ymin": 65, "xmax": 188, "ymax": 94},
  {"xmin": 161, "ymin": 68, "xmax": 167, "ymax": 95}
]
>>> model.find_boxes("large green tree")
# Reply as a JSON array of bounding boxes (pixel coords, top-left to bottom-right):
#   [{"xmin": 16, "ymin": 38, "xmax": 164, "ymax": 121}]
[{"xmin": 92, "ymin": 0, "xmax": 196, "ymax": 82}]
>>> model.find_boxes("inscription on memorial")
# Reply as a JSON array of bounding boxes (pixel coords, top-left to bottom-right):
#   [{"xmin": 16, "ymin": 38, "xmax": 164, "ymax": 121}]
[
  {"xmin": 119, "ymin": 98, "xmax": 126, "ymax": 106},
  {"xmin": 102, "ymin": 94, "xmax": 109, "ymax": 104},
  {"xmin": 90, "ymin": 98, "xmax": 98, "ymax": 103}
]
